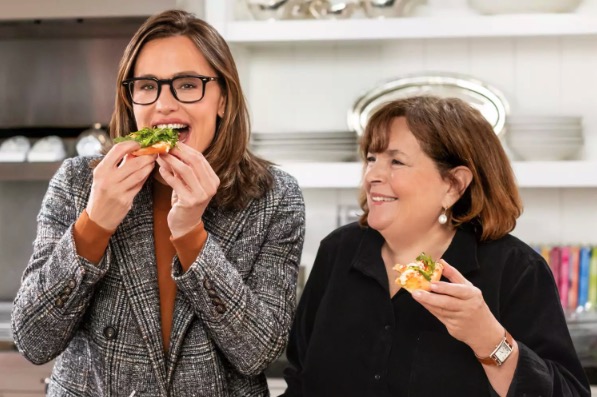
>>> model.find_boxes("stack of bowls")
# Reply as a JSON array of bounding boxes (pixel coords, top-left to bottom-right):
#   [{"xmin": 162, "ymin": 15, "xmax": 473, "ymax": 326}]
[{"xmin": 505, "ymin": 115, "xmax": 583, "ymax": 161}]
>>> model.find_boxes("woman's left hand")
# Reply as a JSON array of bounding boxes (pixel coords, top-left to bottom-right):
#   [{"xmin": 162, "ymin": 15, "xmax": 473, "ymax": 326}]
[
  {"xmin": 411, "ymin": 259, "xmax": 504, "ymax": 355},
  {"xmin": 155, "ymin": 142, "xmax": 220, "ymax": 239}
]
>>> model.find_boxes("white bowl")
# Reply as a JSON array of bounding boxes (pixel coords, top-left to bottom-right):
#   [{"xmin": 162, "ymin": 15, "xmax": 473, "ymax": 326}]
[{"xmin": 468, "ymin": 0, "xmax": 582, "ymax": 14}]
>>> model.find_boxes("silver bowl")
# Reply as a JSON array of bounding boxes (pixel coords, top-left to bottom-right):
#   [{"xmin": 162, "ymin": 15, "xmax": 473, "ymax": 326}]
[
  {"xmin": 308, "ymin": 0, "xmax": 359, "ymax": 19},
  {"xmin": 246, "ymin": 0, "xmax": 296, "ymax": 21},
  {"xmin": 361, "ymin": 0, "xmax": 426, "ymax": 18}
]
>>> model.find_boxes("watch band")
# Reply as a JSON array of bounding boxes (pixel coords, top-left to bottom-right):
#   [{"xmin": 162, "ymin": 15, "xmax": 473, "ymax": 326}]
[{"xmin": 474, "ymin": 329, "xmax": 513, "ymax": 366}]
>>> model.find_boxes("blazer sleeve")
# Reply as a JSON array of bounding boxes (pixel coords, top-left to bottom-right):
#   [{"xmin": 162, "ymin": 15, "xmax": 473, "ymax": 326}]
[
  {"xmin": 11, "ymin": 158, "xmax": 109, "ymax": 364},
  {"xmin": 172, "ymin": 175, "xmax": 305, "ymax": 376},
  {"xmin": 501, "ymin": 249, "xmax": 591, "ymax": 397},
  {"xmin": 281, "ymin": 234, "xmax": 335, "ymax": 397}
]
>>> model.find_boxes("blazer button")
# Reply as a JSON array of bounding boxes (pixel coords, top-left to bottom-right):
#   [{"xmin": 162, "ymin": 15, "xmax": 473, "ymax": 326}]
[
  {"xmin": 215, "ymin": 305, "xmax": 226, "ymax": 314},
  {"xmin": 55, "ymin": 298, "xmax": 64, "ymax": 308},
  {"xmin": 62, "ymin": 286, "xmax": 72, "ymax": 295},
  {"xmin": 103, "ymin": 326, "xmax": 117, "ymax": 340},
  {"xmin": 203, "ymin": 278, "xmax": 213, "ymax": 290},
  {"xmin": 207, "ymin": 289, "xmax": 218, "ymax": 298},
  {"xmin": 67, "ymin": 279, "xmax": 76, "ymax": 289},
  {"xmin": 211, "ymin": 297, "xmax": 223, "ymax": 306}
]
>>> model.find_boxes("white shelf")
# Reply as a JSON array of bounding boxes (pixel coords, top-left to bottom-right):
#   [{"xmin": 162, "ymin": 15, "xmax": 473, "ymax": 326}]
[
  {"xmin": 277, "ymin": 161, "xmax": 597, "ymax": 189},
  {"xmin": 223, "ymin": 14, "xmax": 597, "ymax": 44}
]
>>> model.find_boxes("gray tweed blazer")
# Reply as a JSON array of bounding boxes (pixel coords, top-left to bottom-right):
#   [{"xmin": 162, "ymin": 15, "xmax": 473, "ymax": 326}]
[{"xmin": 11, "ymin": 156, "xmax": 305, "ymax": 397}]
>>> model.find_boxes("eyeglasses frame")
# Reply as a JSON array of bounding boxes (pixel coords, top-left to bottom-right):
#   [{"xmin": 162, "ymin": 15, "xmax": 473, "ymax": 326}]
[{"xmin": 122, "ymin": 74, "xmax": 219, "ymax": 105}]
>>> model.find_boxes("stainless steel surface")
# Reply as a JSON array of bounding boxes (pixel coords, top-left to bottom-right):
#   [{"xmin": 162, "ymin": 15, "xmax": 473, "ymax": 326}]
[
  {"xmin": 348, "ymin": 72, "xmax": 509, "ymax": 136},
  {"xmin": 0, "ymin": 35, "xmax": 128, "ymax": 127}
]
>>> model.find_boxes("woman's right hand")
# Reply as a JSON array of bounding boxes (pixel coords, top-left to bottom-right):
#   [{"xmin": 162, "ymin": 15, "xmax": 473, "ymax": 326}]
[{"xmin": 86, "ymin": 141, "xmax": 157, "ymax": 231}]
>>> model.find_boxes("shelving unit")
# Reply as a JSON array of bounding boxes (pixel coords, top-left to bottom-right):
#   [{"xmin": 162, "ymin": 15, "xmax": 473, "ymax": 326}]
[
  {"xmin": 4, "ymin": 160, "xmax": 597, "ymax": 188},
  {"xmin": 276, "ymin": 161, "xmax": 597, "ymax": 189},
  {"xmin": 0, "ymin": 162, "xmax": 61, "ymax": 182},
  {"xmin": 222, "ymin": 14, "xmax": 597, "ymax": 44}
]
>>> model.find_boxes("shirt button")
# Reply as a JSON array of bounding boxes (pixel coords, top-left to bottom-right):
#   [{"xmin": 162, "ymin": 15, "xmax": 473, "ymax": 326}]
[
  {"xmin": 62, "ymin": 287, "xmax": 72, "ymax": 295},
  {"xmin": 55, "ymin": 298, "xmax": 64, "ymax": 308},
  {"xmin": 215, "ymin": 304, "xmax": 226, "ymax": 314},
  {"xmin": 207, "ymin": 289, "xmax": 218, "ymax": 298},
  {"xmin": 103, "ymin": 326, "xmax": 117, "ymax": 340},
  {"xmin": 374, "ymin": 374, "xmax": 381, "ymax": 381},
  {"xmin": 203, "ymin": 278, "xmax": 213, "ymax": 290},
  {"xmin": 67, "ymin": 279, "xmax": 76, "ymax": 289},
  {"xmin": 211, "ymin": 297, "xmax": 223, "ymax": 306}
]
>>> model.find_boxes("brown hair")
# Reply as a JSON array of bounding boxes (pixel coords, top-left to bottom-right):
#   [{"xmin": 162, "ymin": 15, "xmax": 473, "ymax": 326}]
[
  {"xmin": 108, "ymin": 9, "xmax": 273, "ymax": 210},
  {"xmin": 358, "ymin": 96, "xmax": 522, "ymax": 241}
]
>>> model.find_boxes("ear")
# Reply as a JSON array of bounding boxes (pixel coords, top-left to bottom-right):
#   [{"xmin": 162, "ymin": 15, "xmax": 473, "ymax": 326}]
[
  {"xmin": 444, "ymin": 166, "xmax": 473, "ymax": 207},
  {"xmin": 217, "ymin": 94, "xmax": 226, "ymax": 118}
]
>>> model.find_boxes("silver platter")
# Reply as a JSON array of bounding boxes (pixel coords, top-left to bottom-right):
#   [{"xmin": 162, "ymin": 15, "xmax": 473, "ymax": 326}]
[{"xmin": 348, "ymin": 72, "xmax": 509, "ymax": 136}]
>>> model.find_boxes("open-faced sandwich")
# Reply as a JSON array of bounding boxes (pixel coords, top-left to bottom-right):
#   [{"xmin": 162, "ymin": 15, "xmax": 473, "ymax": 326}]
[
  {"xmin": 114, "ymin": 127, "xmax": 179, "ymax": 156},
  {"xmin": 393, "ymin": 252, "xmax": 444, "ymax": 293}
]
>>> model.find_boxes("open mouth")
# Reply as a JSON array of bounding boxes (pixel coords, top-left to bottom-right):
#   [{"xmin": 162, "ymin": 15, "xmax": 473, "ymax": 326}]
[{"xmin": 154, "ymin": 123, "xmax": 189, "ymax": 142}]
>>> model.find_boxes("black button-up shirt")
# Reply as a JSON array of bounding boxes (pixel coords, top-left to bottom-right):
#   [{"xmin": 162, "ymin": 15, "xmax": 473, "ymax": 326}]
[{"xmin": 282, "ymin": 223, "xmax": 590, "ymax": 397}]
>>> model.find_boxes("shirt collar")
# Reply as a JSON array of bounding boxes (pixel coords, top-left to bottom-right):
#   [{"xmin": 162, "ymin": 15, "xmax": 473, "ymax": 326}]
[{"xmin": 351, "ymin": 224, "xmax": 480, "ymax": 286}]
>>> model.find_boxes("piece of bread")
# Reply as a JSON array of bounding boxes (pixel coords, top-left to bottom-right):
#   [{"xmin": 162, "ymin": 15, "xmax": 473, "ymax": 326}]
[
  {"xmin": 131, "ymin": 141, "xmax": 172, "ymax": 156},
  {"xmin": 393, "ymin": 253, "xmax": 443, "ymax": 293}
]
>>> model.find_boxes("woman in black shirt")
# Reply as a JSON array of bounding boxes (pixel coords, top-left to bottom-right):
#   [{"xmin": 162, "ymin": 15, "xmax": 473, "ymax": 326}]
[{"xmin": 282, "ymin": 96, "xmax": 590, "ymax": 397}]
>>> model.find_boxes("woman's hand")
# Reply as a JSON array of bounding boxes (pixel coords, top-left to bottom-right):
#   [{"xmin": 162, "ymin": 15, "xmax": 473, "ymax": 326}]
[
  {"xmin": 411, "ymin": 260, "xmax": 505, "ymax": 357},
  {"xmin": 86, "ymin": 141, "xmax": 157, "ymax": 231},
  {"xmin": 155, "ymin": 142, "xmax": 220, "ymax": 239}
]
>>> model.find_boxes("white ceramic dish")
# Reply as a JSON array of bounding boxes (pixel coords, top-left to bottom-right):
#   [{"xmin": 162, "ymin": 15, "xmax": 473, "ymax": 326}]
[
  {"xmin": 348, "ymin": 72, "xmax": 509, "ymax": 136},
  {"xmin": 468, "ymin": 0, "xmax": 582, "ymax": 14}
]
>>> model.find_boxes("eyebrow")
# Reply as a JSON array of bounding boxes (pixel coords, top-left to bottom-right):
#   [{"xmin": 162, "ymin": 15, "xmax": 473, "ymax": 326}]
[
  {"xmin": 386, "ymin": 149, "xmax": 406, "ymax": 156},
  {"xmin": 134, "ymin": 71, "xmax": 206, "ymax": 79}
]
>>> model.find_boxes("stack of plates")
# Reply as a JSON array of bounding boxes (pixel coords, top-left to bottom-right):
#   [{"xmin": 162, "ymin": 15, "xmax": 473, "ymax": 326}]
[
  {"xmin": 250, "ymin": 131, "xmax": 358, "ymax": 162},
  {"xmin": 505, "ymin": 115, "xmax": 583, "ymax": 161}
]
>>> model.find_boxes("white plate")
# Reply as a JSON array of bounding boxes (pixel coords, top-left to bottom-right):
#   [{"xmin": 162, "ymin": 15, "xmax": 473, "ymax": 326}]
[{"xmin": 348, "ymin": 72, "xmax": 509, "ymax": 136}]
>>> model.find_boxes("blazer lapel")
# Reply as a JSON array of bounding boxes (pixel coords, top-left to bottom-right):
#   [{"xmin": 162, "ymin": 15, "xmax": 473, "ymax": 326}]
[{"xmin": 110, "ymin": 182, "xmax": 168, "ymax": 395}]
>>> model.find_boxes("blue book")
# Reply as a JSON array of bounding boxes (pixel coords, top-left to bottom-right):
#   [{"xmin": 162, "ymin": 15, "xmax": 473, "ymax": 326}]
[{"xmin": 578, "ymin": 246, "xmax": 591, "ymax": 309}]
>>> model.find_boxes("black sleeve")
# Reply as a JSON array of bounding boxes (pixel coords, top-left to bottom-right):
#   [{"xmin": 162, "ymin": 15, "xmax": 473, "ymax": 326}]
[
  {"xmin": 501, "ymin": 249, "xmax": 591, "ymax": 397},
  {"xmin": 280, "ymin": 236, "xmax": 335, "ymax": 397}
]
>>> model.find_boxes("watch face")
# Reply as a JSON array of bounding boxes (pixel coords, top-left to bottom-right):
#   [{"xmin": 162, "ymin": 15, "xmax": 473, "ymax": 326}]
[{"xmin": 493, "ymin": 341, "xmax": 513, "ymax": 363}]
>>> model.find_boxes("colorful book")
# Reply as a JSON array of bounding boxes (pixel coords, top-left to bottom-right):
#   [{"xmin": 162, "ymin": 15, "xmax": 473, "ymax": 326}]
[
  {"xmin": 568, "ymin": 246, "xmax": 580, "ymax": 311},
  {"xmin": 559, "ymin": 246, "xmax": 570, "ymax": 309},
  {"xmin": 578, "ymin": 246, "xmax": 591, "ymax": 309},
  {"xmin": 549, "ymin": 246, "xmax": 561, "ymax": 292},
  {"xmin": 589, "ymin": 247, "xmax": 597, "ymax": 310}
]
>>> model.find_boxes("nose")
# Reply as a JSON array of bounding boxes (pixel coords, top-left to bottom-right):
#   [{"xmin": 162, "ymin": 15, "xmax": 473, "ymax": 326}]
[
  {"xmin": 364, "ymin": 160, "xmax": 385, "ymax": 185},
  {"xmin": 155, "ymin": 82, "xmax": 179, "ymax": 113}
]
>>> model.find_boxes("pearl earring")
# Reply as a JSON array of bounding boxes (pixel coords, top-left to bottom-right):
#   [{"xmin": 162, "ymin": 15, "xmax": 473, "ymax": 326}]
[{"xmin": 438, "ymin": 207, "xmax": 448, "ymax": 225}]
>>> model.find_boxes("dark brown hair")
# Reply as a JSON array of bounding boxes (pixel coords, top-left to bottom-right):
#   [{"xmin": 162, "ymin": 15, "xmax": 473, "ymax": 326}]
[
  {"xmin": 358, "ymin": 96, "xmax": 522, "ymax": 241},
  {"xmin": 109, "ymin": 9, "xmax": 273, "ymax": 210}
]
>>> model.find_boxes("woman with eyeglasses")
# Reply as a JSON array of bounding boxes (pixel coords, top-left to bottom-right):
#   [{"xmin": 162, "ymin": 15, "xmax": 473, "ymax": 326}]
[{"xmin": 12, "ymin": 10, "xmax": 305, "ymax": 397}]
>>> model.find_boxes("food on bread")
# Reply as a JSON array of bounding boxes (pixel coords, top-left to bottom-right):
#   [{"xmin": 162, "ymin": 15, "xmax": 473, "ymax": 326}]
[
  {"xmin": 393, "ymin": 252, "xmax": 443, "ymax": 293},
  {"xmin": 114, "ymin": 127, "xmax": 179, "ymax": 156}
]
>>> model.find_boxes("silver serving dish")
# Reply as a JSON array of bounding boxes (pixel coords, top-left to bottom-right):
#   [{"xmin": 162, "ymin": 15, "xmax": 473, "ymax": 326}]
[
  {"xmin": 348, "ymin": 72, "xmax": 509, "ymax": 136},
  {"xmin": 362, "ymin": 0, "xmax": 426, "ymax": 18}
]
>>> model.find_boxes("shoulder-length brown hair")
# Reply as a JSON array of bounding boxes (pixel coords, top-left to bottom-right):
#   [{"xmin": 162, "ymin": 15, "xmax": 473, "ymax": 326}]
[
  {"xmin": 109, "ymin": 9, "xmax": 273, "ymax": 210},
  {"xmin": 358, "ymin": 96, "xmax": 522, "ymax": 241}
]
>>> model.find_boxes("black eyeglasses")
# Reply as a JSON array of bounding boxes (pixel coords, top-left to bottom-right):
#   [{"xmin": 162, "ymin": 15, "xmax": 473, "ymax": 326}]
[{"xmin": 122, "ymin": 75, "xmax": 219, "ymax": 105}]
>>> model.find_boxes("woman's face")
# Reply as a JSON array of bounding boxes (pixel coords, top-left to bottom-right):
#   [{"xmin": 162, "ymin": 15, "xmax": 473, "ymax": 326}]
[
  {"xmin": 131, "ymin": 35, "xmax": 225, "ymax": 153},
  {"xmin": 364, "ymin": 117, "xmax": 451, "ymax": 238}
]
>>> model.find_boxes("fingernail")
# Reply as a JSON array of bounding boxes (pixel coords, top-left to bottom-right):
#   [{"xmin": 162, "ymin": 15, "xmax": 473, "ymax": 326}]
[
  {"xmin": 430, "ymin": 283, "xmax": 438, "ymax": 290},
  {"xmin": 412, "ymin": 291, "xmax": 422, "ymax": 298}
]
